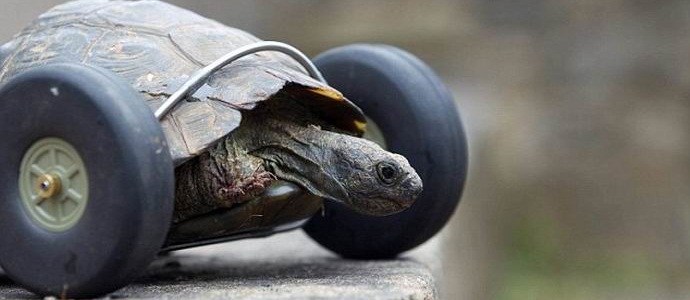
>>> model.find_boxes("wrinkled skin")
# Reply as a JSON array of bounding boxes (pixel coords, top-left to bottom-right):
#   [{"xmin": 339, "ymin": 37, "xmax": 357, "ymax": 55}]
[{"xmin": 175, "ymin": 97, "xmax": 423, "ymax": 222}]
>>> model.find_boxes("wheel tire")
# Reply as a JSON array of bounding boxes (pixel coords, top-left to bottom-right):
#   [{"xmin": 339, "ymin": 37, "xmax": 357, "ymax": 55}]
[
  {"xmin": 0, "ymin": 63, "xmax": 174, "ymax": 298},
  {"xmin": 304, "ymin": 45, "xmax": 468, "ymax": 259}
]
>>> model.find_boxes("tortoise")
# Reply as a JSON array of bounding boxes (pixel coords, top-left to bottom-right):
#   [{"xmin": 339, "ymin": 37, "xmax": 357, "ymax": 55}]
[
  {"xmin": 0, "ymin": 0, "xmax": 422, "ymax": 221},
  {"xmin": 0, "ymin": 0, "xmax": 467, "ymax": 298}
]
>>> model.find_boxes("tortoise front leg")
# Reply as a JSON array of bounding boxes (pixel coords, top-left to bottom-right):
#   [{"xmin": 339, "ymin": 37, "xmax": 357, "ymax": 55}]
[{"xmin": 173, "ymin": 138, "xmax": 277, "ymax": 223}]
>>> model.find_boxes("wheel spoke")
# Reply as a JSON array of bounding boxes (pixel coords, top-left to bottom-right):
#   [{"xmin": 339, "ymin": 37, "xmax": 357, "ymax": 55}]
[
  {"xmin": 67, "ymin": 189, "xmax": 83, "ymax": 204},
  {"xmin": 31, "ymin": 194, "xmax": 45, "ymax": 205},
  {"xmin": 45, "ymin": 198, "xmax": 59, "ymax": 221},
  {"xmin": 30, "ymin": 164, "xmax": 46, "ymax": 176},
  {"xmin": 65, "ymin": 164, "xmax": 80, "ymax": 178},
  {"xmin": 55, "ymin": 199, "xmax": 63, "ymax": 222},
  {"xmin": 50, "ymin": 148, "xmax": 58, "ymax": 165}
]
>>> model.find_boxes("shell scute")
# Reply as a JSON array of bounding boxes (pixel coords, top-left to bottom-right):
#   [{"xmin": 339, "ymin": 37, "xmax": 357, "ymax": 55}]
[{"xmin": 0, "ymin": 0, "xmax": 365, "ymax": 165}]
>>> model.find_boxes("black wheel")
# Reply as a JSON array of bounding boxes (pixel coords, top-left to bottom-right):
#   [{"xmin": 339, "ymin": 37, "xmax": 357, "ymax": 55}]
[
  {"xmin": 304, "ymin": 45, "xmax": 468, "ymax": 258},
  {"xmin": 0, "ymin": 63, "xmax": 174, "ymax": 298}
]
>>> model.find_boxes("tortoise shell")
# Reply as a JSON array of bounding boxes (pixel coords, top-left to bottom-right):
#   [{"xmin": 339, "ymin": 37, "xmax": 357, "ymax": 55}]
[{"xmin": 0, "ymin": 0, "xmax": 366, "ymax": 165}]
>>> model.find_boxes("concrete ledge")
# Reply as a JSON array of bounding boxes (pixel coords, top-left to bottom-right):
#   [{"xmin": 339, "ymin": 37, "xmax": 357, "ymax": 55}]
[{"xmin": 0, "ymin": 231, "xmax": 439, "ymax": 299}]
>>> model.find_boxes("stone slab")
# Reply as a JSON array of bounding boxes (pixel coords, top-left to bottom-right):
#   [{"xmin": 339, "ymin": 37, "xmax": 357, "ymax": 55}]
[{"xmin": 0, "ymin": 231, "xmax": 439, "ymax": 300}]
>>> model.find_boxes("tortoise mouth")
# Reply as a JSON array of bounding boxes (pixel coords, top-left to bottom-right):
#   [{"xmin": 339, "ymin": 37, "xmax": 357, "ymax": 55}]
[
  {"xmin": 342, "ymin": 196, "xmax": 413, "ymax": 217},
  {"xmin": 348, "ymin": 175, "xmax": 422, "ymax": 216},
  {"xmin": 378, "ymin": 198, "xmax": 410, "ymax": 215}
]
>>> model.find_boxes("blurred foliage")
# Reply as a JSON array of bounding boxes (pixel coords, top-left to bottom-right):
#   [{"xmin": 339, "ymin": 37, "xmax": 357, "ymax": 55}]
[{"xmin": 497, "ymin": 210, "xmax": 664, "ymax": 300}]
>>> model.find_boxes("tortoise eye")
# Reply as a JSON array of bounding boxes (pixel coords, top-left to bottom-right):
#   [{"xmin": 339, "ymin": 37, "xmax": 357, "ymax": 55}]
[{"xmin": 376, "ymin": 162, "xmax": 398, "ymax": 185}]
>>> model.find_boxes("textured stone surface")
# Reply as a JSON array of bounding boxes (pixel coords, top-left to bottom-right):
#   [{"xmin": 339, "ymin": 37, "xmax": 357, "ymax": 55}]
[{"xmin": 0, "ymin": 231, "xmax": 438, "ymax": 299}]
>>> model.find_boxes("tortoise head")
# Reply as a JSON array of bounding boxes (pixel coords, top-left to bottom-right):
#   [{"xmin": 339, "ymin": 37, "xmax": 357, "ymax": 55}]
[
  {"xmin": 255, "ymin": 125, "xmax": 423, "ymax": 217},
  {"xmin": 328, "ymin": 137, "xmax": 423, "ymax": 216}
]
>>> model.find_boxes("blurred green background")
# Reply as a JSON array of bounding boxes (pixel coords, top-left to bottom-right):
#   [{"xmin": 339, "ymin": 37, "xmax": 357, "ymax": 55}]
[{"xmin": 2, "ymin": 1, "xmax": 690, "ymax": 299}]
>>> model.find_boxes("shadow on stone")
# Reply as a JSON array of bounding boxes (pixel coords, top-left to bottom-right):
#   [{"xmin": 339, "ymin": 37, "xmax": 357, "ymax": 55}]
[{"xmin": 138, "ymin": 253, "xmax": 427, "ymax": 284}]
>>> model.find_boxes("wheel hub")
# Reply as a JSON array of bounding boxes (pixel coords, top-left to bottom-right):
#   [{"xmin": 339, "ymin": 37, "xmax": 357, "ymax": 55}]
[
  {"xmin": 36, "ymin": 173, "xmax": 62, "ymax": 199},
  {"xmin": 18, "ymin": 138, "xmax": 89, "ymax": 232}
]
